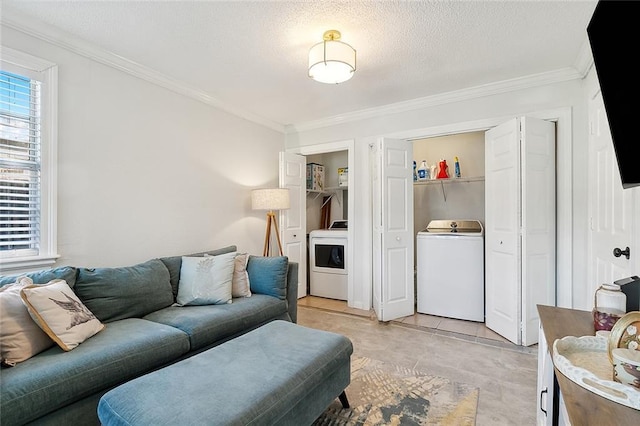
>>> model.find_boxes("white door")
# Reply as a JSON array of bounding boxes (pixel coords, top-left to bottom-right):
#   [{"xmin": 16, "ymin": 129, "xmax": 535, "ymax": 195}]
[
  {"xmin": 521, "ymin": 117, "xmax": 556, "ymax": 346},
  {"xmin": 371, "ymin": 138, "xmax": 414, "ymax": 322},
  {"xmin": 485, "ymin": 117, "xmax": 555, "ymax": 345},
  {"xmin": 588, "ymin": 91, "xmax": 634, "ymax": 302},
  {"xmin": 279, "ymin": 152, "xmax": 306, "ymax": 298},
  {"xmin": 485, "ymin": 118, "xmax": 521, "ymax": 344}
]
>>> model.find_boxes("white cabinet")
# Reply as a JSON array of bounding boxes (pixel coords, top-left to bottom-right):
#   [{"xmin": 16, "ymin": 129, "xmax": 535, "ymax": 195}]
[
  {"xmin": 536, "ymin": 324, "xmax": 554, "ymax": 425},
  {"xmin": 536, "ymin": 322, "xmax": 571, "ymax": 425}
]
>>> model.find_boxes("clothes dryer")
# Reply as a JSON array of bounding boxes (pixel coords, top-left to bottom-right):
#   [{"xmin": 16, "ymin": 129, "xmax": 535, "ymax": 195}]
[{"xmin": 309, "ymin": 221, "xmax": 348, "ymax": 300}]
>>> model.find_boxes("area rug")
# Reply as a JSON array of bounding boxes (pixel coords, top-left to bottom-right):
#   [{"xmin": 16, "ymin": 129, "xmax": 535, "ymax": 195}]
[{"xmin": 314, "ymin": 356, "xmax": 479, "ymax": 426}]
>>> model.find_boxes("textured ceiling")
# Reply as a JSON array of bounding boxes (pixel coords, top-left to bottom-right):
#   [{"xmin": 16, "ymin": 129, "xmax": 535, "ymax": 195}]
[{"xmin": 1, "ymin": 0, "xmax": 598, "ymax": 129}]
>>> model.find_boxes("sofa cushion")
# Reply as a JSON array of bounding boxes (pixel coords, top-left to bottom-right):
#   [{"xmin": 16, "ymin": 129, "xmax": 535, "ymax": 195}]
[
  {"xmin": 0, "ymin": 266, "xmax": 78, "ymax": 288},
  {"xmin": 158, "ymin": 245, "xmax": 237, "ymax": 299},
  {"xmin": 0, "ymin": 277, "xmax": 54, "ymax": 365},
  {"xmin": 74, "ymin": 259, "xmax": 173, "ymax": 323},
  {"xmin": 0, "ymin": 318, "xmax": 190, "ymax": 426},
  {"xmin": 232, "ymin": 252, "xmax": 251, "ymax": 297},
  {"xmin": 246, "ymin": 255, "xmax": 288, "ymax": 300},
  {"xmin": 176, "ymin": 252, "xmax": 236, "ymax": 306},
  {"xmin": 143, "ymin": 294, "xmax": 289, "ymax": 351},
  {"xmin": 21, "ymin": 279, "xmax": 104, "ymax": 351}
]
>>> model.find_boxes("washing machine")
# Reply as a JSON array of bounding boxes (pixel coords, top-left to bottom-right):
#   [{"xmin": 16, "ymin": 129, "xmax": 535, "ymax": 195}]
[
  {"xmin": 416, "ymin": 219, "xmax": 484, "ymax": 322},
  {"xmin": 309, "ymin": 220, "xmax": 348, "ymax": 300}
]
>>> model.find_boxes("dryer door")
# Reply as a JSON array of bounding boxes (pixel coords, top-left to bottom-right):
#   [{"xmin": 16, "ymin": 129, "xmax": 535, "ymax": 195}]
[{"xmin": 309, "ymin": 236, "xmax": 347, "ymax": 275}]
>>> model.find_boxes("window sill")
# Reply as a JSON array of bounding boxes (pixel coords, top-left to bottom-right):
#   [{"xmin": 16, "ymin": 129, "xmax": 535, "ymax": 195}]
[{"xmin": 0, "ymin": 254, "xmax": 61, "ymax": 274}]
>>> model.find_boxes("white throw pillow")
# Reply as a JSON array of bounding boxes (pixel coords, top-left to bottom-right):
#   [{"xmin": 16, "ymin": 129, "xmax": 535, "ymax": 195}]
[
  {"xmin": 0, "ymin": 277, "xmax": 54, "ymax": 365},
  {"xmin": 232, "ymin": 253, "xmax": 252, "ymax": 298},
  {"xmin": 20, "ymin": 279, "xmax": 105, "ymax": 351},
  {"xmin": 177, "ymin": 251, "xmax": 236, "ymax": 306}
]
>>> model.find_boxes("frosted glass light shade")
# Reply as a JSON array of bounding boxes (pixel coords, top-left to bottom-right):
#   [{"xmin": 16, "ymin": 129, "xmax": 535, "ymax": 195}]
[
  {"xmin": 309, "ymin": 38, "xmax": 356, "ymax": 84},
  {"xmin": 251, "ymin": 188, "xmax": 290, "ymax": 211}
]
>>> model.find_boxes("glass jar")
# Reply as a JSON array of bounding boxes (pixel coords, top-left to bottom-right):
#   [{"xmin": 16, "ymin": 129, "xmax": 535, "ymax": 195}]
[{"xmin": 593, "ymin": 283, "xmax": 627, "ymax": 331}]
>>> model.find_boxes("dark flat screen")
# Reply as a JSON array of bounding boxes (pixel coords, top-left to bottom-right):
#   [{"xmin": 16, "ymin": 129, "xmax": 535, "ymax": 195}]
[{"xmin": 587, "ymin": 1, "xmax": 640, "ymax": 189}]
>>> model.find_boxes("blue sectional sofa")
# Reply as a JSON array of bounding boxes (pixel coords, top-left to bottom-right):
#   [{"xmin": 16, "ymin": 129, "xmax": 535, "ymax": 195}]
[{"xmin": 0, "ymin": 246, "xmax": 298, "ymax": 426}]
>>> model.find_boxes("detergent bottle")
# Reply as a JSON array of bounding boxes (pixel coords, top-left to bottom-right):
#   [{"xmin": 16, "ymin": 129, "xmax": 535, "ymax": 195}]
[
  {"xmin": 436, "ymin": 159, "xmax": 449, "ymax": 179},
  {"xmin": 417, "ymin": 160, "xmax": 428, "ymax": 181},
  {"xmin": 454, "ymin": 156, "xmax": 461, "ymax": 178},
  {"xmin": 413, "ymin": 161, "xmax": 417, "ymax": 181}
]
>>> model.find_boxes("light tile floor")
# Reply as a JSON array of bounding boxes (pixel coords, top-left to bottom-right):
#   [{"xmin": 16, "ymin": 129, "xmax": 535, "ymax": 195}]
[
  {"xmin": 296, "ymin": 298, "xmax": 539, "ymax": 425},
  {"xmin": 298, "ymin": 296, "xmax": 531, "ymax": 351}
]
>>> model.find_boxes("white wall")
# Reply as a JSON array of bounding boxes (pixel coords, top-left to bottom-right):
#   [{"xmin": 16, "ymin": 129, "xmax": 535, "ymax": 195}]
[
  {"xmin": 2, "ymin": 27, "xmax": 285, "ymax": 269},
  {"xmin": 286, "ymin": 79, "xmax": 590, "ymax": 311}
]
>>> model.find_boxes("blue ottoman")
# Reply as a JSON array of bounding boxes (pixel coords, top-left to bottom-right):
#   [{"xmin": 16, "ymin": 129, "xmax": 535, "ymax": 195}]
[{"xmin": 98, "ymin": 320, "xmax": 353, "ymax": 425}]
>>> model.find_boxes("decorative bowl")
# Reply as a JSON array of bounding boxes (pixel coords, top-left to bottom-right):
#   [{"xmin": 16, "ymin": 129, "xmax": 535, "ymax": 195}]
[
  {"xmin": 612, "ymin": 348, "xmax": 640, "ymax": 389},
  {"xmin": 552, "ymin": 335, "xmax": 640, "ymax": 409}
]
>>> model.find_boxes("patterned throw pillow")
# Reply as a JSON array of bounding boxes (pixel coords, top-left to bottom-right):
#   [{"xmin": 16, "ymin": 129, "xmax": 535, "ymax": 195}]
[
  {"xmin": 232, "ymin": 253, "xmax": 251, "ymax": 298},
  {"xmin": 176, "ymin": 251, "xmax": 237, "ymax": 306},
  {"xmin": 20, "ymin": 280, "xmax": 105, "ymax": 351},
  {"xmin": 0, "ymin": 277, "xmax": 54, "ymax": 366}
]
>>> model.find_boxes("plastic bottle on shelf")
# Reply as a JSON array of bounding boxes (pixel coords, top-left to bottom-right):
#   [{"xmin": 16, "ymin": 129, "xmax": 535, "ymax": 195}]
[
  {"xmin": 429, "ymin": 164, "xmax": 437, "ymax": 180},
  {"xmin": 454, "ymin": 156, "xmax": 461, "ymax": 178},
  {"xmin": 417, "ymin": 160, "xmax": 428, "ymax": 181},
  {"xmin": 436, "ymin": 159, "xmax": 449, "ymax": 179},
  {"xmin": 413, "ymin": 161, "xmax": 417, "ymax": 181}
]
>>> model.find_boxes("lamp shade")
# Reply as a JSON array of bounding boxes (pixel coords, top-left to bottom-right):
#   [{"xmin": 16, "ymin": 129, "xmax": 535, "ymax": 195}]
[
  {"xmin": 251, "ymin": 188, "xmax": 290, "ymax": 211},
  {"xmin": 309, "ymin": 30, "xmax": 356, "ymax": 84}
]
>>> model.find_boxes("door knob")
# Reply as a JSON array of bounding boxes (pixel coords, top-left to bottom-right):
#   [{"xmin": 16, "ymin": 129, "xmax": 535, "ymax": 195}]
[
  {"xmin": 396, "ymin": 237, "xmax": 401, "ymax": 241},
  {"xmin": 613, "ymin": 247, "xmax": 630, "ymax": 260}
]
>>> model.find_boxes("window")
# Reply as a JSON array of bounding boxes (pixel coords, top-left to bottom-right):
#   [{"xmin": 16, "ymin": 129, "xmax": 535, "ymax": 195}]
[
  {"xmin": 1, "ymin": 71, "xmax": 41, "ymax": 256},
  {"xmin": 0, "ymin": 47, "xmax": 58, "ymax": 272}
]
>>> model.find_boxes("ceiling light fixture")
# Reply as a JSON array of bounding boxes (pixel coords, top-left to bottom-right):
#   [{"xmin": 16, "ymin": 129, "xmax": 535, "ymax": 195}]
[{"xmin": 308, "ymin": 30, "xmax": 356, "ymax": 84}]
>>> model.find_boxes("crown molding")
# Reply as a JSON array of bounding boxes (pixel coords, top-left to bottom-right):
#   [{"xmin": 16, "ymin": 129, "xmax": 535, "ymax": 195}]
[
  {"xmin": 1, "ymin": 6, "xmax": 593, "ymax": 137},
  {"xmin": 0, "ymin": 8, "xmax": 285, "ymax": 134},
  {"xmin": 285, "ymin": 67, "xmax": 583, "ymax": 134},
  {"xmin": 574, "ymin": 37, "xmax": 595, "ymax": 78}
]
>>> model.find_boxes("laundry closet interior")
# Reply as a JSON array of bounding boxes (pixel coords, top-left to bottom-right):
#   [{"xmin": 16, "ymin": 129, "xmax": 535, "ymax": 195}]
[
  {"xmin": 412, "ymin": 132, "xmax": 486, "ymax": 324},
  {"xmin": 305, "ymin": 150, "xmax": 349, "ymax": 301}
]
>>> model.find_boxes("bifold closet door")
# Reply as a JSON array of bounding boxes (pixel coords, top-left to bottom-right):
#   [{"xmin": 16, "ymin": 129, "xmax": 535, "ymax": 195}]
[{"xmin": 485, "ymin": 116, "xmax": 555, "ymax": 346}]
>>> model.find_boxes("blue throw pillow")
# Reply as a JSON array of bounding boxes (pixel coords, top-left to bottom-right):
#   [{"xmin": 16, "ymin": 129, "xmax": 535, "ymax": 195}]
[
  {"xmin": 0, "ymin": 266, "xmax": 78, "ymax": 288},
  {"xmin": 246, "ymin": 256, "xmax": 288, "ymax": 300}
]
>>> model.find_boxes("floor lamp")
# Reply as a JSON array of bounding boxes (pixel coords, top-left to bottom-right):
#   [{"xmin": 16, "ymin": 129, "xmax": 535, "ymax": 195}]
[{"xmin": 251, "ymin": 188, "xmax": 290, "ymax": 256}]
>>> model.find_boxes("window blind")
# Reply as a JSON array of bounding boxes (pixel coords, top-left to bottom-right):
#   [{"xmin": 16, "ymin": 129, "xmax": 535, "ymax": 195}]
[{"xmin": 0, "ymin": 70, "xmax": 41, "ymax": 256}]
